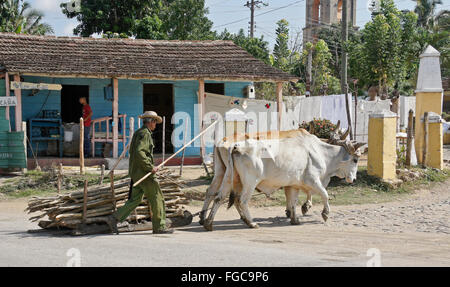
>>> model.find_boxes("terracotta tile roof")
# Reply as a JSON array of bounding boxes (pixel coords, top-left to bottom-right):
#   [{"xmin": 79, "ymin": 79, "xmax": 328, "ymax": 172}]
[{"xmin": 0, "ymin": 33, "xmax": 296, "ymax": 82}]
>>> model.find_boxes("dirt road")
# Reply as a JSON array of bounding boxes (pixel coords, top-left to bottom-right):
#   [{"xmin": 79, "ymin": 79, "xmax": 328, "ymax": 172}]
[{"xmin": 0, "ymin": 180, "xmax": 448, "ymax": 267}]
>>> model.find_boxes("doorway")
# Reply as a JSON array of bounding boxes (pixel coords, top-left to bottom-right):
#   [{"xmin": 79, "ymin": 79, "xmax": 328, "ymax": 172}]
[
  {"xmin": 61, "ymin": 85, "xmax": 89, "ymax": 123},
  {"xmin": 143, "ymin": 84, "xmax": 174, "ymax": 153}
]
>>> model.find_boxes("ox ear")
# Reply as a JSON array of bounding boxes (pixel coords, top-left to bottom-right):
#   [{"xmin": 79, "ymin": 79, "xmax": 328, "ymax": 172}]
[{"xmin": 354, "ymin": 142, "xmax": 366, "ymax": 151}]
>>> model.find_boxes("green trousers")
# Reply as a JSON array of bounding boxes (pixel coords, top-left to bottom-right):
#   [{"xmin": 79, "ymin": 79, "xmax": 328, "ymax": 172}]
[{"xmin": 114, "ymin": 177, "xmax": 166, "ymax": 231}]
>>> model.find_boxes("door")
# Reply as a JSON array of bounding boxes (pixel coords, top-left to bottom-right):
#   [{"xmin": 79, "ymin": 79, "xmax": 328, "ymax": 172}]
[
  {"xmin": 61, "ymin": 85, "xmax": 89, "ymax": 123},
  {"xmin": 143, "ymin": 84, "xmax": 174, "ymax": 153}
]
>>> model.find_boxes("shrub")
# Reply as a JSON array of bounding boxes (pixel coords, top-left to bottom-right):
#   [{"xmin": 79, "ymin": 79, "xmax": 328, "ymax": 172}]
[{"xmin": 299, "ymin": 118, "xmax": 337, "ymax": 139}]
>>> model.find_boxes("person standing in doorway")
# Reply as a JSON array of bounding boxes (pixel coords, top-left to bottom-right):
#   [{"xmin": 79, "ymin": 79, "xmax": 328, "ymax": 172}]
[
  {"xmin": 108, "ymin": 111, "xmax": 173, "ymax": 235},
  {"xmin": 79, "ymin": 96, "xmax": 93, "ymax": 157}
]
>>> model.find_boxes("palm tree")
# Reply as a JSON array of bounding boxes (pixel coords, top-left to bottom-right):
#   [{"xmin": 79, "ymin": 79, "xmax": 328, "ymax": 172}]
[
  {"xmin": 0, "ymin": 0, "xmax": 53, "ymax": 35},
  {"xmin": 413, "ymin": 0, "xmax": 443, "ymax": 29}
]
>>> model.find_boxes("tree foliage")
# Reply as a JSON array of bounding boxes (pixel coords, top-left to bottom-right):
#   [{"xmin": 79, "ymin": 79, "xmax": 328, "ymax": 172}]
[
  {"xmin": 0, "ymin": 0, "xmax": 53, "ymax": 35},
  {"xmin": 62, "ymin": 0, "xmax": 214, "ymax": 40},
  {"xmin": 346, "ymin": 0, "xmax": 423, "ymax": 95},
  {"xmin": 217, "ymin": 29, "xmax": 270, "ymax": 64},
  {"xmin": 301, "ymin": 40, "xmax": 341, "ymax": 96}
]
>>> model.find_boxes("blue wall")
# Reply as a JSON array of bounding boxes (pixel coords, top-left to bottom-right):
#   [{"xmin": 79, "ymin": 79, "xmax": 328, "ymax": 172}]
[{"xmin": 16, "ymin": 76, "xmax": 250, "ymax": 157}]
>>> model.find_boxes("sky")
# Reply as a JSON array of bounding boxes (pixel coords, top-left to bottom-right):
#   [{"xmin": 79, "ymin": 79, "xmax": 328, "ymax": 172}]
[{"xmin": 29, "ymin": 0, "xmax": 450, "ymax": 50}]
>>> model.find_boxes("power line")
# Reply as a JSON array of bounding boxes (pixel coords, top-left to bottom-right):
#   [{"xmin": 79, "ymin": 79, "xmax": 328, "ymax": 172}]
[{"xmin": 213, "ymin": 0, "xmax": 305, "ymax": 29}]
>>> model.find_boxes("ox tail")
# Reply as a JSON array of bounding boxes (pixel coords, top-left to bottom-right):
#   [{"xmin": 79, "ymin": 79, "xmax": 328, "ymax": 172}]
[
  {"xmin": 227, "ymin": 191, "xmax": 236, "ymax": 209},
  {"xmin": 226, "ymin": 146, "xmax": 235, "ymax": 210}
]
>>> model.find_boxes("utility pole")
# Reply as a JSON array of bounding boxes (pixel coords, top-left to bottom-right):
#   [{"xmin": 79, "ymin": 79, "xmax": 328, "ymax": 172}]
[
  {"xmin": 341, "ymin": 0, "xmax": 353, "ymax": 140},
  {"xmin": 341, "ymin": 0, "xmax": 348, "ymax": 94},
  {"xmin": 245, "ymin": 0, "xmax": 267, "ymax": 38}
]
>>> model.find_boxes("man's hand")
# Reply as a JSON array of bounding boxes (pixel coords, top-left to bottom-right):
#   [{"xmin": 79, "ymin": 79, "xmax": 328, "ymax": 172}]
[{"xmin": 151, "ymin": 167, "xmax": 159, "ymax": 174}]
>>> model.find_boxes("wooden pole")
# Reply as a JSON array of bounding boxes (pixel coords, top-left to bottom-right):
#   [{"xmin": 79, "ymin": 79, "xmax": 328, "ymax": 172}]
[
  {"xmin": 134, "ymin": 121, "xmax": 219, "ymax": 188},
  {"xmin": 4, "ymin": 72, "xmax": 10, "ymax": 129},
  {"xmin": 344, "ymin": 84, "xmax": 354, "ymax": 140},
  {"xmin": 57, "ymin": 163, "xmax": 63, "ymax": 194},
  {"xmin": 110, "ymin": 170, "xmax": 116, "ymax": 211},
  {"xmin": 406, "ymin": 109, "xmax": 414, "ymax": 167},
  {"xmin": 179, "ymin": 117, "xmax": 188, "ymax": 176},
  {"xmin": 354, "ymin": 82, "xmax": 358, "ymax": 138},
  {"xmin": 82, "ymin": 179, "xmax": 88, "ymax": 223},
  {"xmin": 198, "ymin": 79, "xmax": 205, "ymax": 159},
  {"xmin": 276, "ymin": 82, "xmax": 283, "ymax": 131},
  {"xmin": 79, "ymin": 118, "xmax": 85, "ymax": 175},
  {"xmin": 129, "ymin": 117, "xmax": 135, "ymax": 141},
  {"xmin": 99, "ymin": 164, "xmax": 105, "ymax": 185},
  {"xmin": 112, "ymin": 78, "xmax": 119, "ymax": 158},
  {"xmin": 104, "ymin": 140, "xmax": 131, "ymax": 180},
  {"xmin": 422, "ymin": 112, "xmax": 429, "ymax": 166},
  {"xmin": 14, "ymin": 74, "xmax": 22, "ymax": 132},
  {"xmin": 162, "ymin": 116, "xmax": 166, "ymax": 163}
]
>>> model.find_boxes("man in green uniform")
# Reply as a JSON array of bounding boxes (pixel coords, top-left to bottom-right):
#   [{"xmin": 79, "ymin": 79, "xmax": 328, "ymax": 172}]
[{"xmin": 108, "ymin": 111, "xmax": 173, "ymax": 234}]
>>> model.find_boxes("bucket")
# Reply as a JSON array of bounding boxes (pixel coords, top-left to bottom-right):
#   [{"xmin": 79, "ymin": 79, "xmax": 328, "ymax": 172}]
[{"xmin": 64, "ymin": 131, "xmax": 73, "ymax": 142}]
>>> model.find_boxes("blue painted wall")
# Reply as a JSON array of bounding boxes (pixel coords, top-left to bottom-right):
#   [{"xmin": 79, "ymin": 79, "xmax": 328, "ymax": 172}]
[{"xmin": 15, "ymin": 76, "xmax": 250, "ymax": 157}]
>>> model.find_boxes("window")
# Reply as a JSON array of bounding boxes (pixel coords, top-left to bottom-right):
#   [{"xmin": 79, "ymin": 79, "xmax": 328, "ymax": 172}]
[{"xmin": 205, "ymin": 83, "xmax": 225, "ymax": 95}]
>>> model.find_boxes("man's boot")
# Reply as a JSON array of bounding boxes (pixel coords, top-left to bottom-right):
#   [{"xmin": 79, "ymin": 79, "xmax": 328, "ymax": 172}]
[
  {"xmin": 106, "ymin": 215, "xmax": 119, "ymax": 235},
  {"xmin": 153, "ymin": 228, "xmax": 174, "ymax": 234}
]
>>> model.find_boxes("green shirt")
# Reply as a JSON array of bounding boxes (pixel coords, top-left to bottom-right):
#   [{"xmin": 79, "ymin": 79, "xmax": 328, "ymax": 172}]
[{"xmin": 129, "ymin": 126, "xmax": 154, "ymax": 182}]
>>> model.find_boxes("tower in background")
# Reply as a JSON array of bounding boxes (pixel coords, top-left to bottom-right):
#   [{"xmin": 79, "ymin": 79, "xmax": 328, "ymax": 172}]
[{"xmin": 303, "ymin": 0, "xmax": 357, "ymax": 45}]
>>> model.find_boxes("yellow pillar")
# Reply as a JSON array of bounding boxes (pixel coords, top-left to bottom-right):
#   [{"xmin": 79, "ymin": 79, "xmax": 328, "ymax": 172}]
[
  {"xmin": 368, "ymin": 111, "xmax": 397, "ymax": 180},
  {"xmin": 415, "ymin": 92, "xmax": 442, "ymax": 163},
  {"xmin": 422, "ymin": 112, "xmax": 443, "ymax": 169},
  {"xmin": 224, "ymin": 108, "xmax": 247, "ymax": 138},
  {"xmin": 414, "ymin": 45, "xmax": 443, "ymax": 164}
]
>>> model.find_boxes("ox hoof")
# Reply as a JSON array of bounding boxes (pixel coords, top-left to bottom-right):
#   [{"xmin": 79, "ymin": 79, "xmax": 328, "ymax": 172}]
[
  {"xmin": 285, "ymin": 209, "xmax": 291, "ymax": 218},
  {"xmin": 321, "ymin": 212, "xmax": 329, "ymax": 222},
  {"xmin": 199, "ymin": 219, "xmax": 205, "ymax": 226},
  {"xmin": 203, "ymin": 221, "xmax": 214, "ymax": 231},
  {"xmin": 249, "ymin": 223, "xmax": 259, "ymax": 229},
  {"xmin": 302, "ymin": 202, "xmax": 312, "ymax": 216},
  {"xmin": 290, "ymin": 218, "xmax": 301, "ymax": 225}
]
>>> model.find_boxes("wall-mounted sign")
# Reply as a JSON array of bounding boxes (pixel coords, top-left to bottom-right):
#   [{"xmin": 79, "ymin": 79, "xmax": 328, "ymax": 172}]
[
  {"xmin": 0, "ymin": 96, "xmax": 17, "ymax": 107},
  {"xmin": 10, "ymin": 81, "xmax": 62, "ymax": 91}
]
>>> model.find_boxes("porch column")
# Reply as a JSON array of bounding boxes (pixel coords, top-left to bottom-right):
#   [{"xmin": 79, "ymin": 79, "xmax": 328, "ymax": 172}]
[
  {"xmin": 14, "ymin": 74, "xmax": 22, "ymax": 132},
  {"xmin": 276, "ymin": 82, "xmax": 283, "ymax": 131},
  {"xmin": 5, "ymin": 72, "xmax": 10, "ymax": 123},
  {"xmin": 198, "ymin": 79, "xmax": 205, "ymax": 158},
  {"xmin": 113, "ymin": 78, "xmax": 119, "ymax": 158}
]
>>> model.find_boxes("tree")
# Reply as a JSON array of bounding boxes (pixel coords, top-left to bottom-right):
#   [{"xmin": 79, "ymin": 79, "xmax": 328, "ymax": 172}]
[
  {"xmin": 301, "ymin": 40, "xmax": 340, "ymax": 96},
  {"xmin": 317, "ymin": 23, "xmax": 359, "ymax": 79},
  {"xmin": 160, "ymin": 0, "xmax": 215, "ymax": 40},
  {"xmin": 0, "ymin": 0, "xmax": 53, "ymax": 35},
  {"xmin": 347, "ymin": 0, "xmax": 421, "ymax": 96},
  {"xmin": 62, "ymin": 0, "xmax": 215, "ymax": 40},
  {"xmin": 217, "ymin": 29, "xmax": 270, "ymax": 64},
  {"xmin": 273, "ymin": 19, "xmax": 290, "ymax": 69},
  {"xmin": 413, "ymin": 0, "xmax": 443, "ymax": 29}
]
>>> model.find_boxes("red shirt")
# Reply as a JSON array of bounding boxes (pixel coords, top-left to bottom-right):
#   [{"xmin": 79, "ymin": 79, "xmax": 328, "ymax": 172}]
[{"xmin": 82, "ymin": 104, "xmax": 92, "ymax": 127}]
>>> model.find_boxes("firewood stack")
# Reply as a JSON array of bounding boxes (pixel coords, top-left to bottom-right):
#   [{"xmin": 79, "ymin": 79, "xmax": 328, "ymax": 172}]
[{"xmin": 26, "ymin": 169, "xmax": 192, "ymax": 231}]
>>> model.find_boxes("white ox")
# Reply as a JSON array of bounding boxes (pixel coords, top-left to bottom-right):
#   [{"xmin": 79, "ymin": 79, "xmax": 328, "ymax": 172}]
[{"xmin": 199, "ymin": 128, "xmax": 364, "ymax": 231}]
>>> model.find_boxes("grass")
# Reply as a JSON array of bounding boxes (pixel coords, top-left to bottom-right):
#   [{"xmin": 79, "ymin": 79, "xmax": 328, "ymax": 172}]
[{"xmin": 0, "ymin": 170, "xmax": 128, "ymax": 199}]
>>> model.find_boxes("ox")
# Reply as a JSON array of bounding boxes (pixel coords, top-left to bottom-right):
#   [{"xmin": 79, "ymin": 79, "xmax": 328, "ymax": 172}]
[{"xmin": 199, "ymin": 127, "xmax": 364, "ymax": 231}]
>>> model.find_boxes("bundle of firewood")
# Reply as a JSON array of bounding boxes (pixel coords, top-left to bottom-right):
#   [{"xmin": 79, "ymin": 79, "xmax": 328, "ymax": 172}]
[{"xmin": 26, "ymin": 169, "xmax": 192, "ymax": 231}]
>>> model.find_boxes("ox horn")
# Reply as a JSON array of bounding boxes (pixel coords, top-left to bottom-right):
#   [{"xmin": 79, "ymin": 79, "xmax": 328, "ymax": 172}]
[
  {"xmin": 353, "ymin": 142, "xmax": 366, "ymax": 151},
  {"xmin": 335, "ymin": 120, "xmax": 341, "ymax": 131},
  {"xmin": 340, "ymin": 127, "xmax": 350, "ymax": 140}
]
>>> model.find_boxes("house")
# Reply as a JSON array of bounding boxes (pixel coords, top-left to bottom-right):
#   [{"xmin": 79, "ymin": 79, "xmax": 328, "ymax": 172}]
[{"xmin": 0, "ymin": 33, "xmax": 295, "ymax": 168}]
